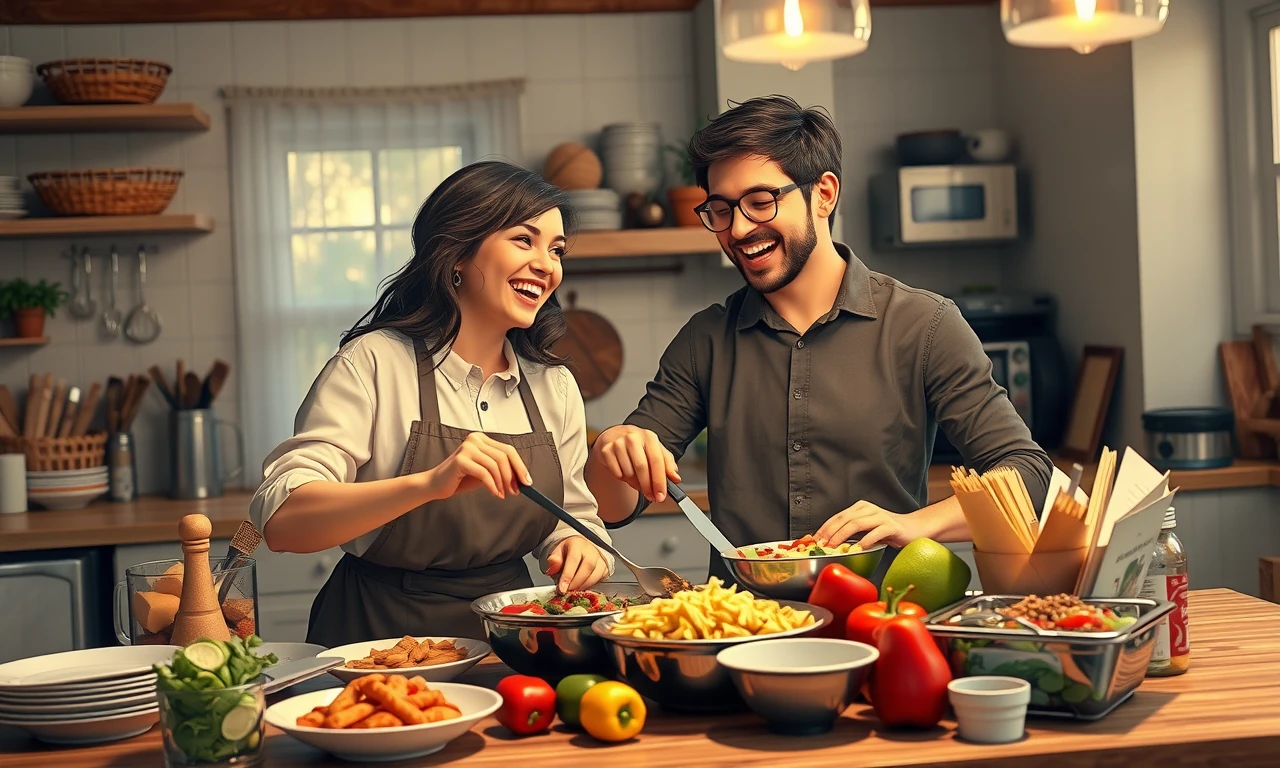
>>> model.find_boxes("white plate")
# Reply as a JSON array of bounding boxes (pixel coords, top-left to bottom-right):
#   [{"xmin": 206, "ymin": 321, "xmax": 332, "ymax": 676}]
[
  {"xmin": 317, "ymin": 637, "xmax": 490, "ymax": 684},
  {"xmin": 0, "ymin": 706, "xmax": 158, "ymax": 746},
  {"xmin": 0, "ymin": 688, "xmax": 155, "ymax": 715},
  {"xmin": 0, "ymin": 674, "xmax": 156, "ymax": 699},
  {"xmin": 0, "ymin": 645, "xmax": 178, "ymax": 688},
  {"xmin": 0, "ymin": 210, "xmax": 27, "ymax": 219},
  {"xmin": 26, "ymin": 468, "xmax": 108, "ymax": 478},
  {"xmin": 27, "ymin": 487, "xmax": 106, "ymax": 509},
  {"xmin": 265, "ymin": 683, "xmax": 500, "ymax": 763},
  {"xmin": 0, "ymin": 700, "xmax": 157, "ymax": 723},
  {"xmin": 258, "ymin": 642, "xmax": 326, "ymax": 664}
]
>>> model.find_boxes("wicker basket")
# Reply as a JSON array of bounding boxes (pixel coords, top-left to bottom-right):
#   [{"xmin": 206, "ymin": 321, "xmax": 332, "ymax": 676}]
[
  {"xmin": 0, "ymin": 433, "xmax": 108, "ymax": 472},
  {"xmin": 28, "ymin": 168, "xmax": 183, "ymax": 216},
  {"xmin": 36, "ymin": 58, "xmax": 171, "ymax": 104}
]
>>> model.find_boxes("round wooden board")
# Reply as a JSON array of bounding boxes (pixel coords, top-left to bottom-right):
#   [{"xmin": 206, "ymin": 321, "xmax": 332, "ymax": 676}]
[{"xmin": 553, "ymin": 299, "xmax": 622, "ymax": 401}]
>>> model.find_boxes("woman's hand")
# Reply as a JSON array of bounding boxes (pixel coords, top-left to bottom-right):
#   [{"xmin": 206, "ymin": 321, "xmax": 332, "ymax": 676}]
[
  {"xmin": 421, "ymin": 432, "xmax": 532, "ymax": 501},
  {"xmin": 545, "ymin": 536, "xmax": 609, "ymax": 593}
]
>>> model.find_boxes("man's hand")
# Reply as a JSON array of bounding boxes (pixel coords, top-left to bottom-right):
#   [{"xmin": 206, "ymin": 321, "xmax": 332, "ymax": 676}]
[
  {"xmin": 814, "ymin": 500, "xmax": 929, "ymax": 550},
  {"xmin": 591, "ymin": 425, "xmax": 681, "ymax": 503}
]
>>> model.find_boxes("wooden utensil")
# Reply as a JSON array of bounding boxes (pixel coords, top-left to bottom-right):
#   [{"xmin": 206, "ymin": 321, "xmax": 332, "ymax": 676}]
[
  {"xmin": 175, "ymin": 359, "xmax": 185, "ymax": 406},
  {"xmin": 106, "ymin": 376, "xmax": 123, "ymax": 433},
  {"xmin": 1253, "ymin": 325, "xmax": 1279, "ymax": 417},
  {"xmin": 70, "ymin": 381, "xmax": 102, "ymax": 437},
  {"xmin": 550, "ymin": 291, "xmax": 623, "ymax": 400},
  {"xmin": 0, "ymin": 386, "xmax": 20, "ymax": 437},
  {"xmin": 170, "ymin": 514, "xmax": 232, "ymax": 646},
  {"xmin": 56, "ymin": 387, "xmax": 80, "ymax": 438},
  {"xmin": 149, "ymin": 365, "xmax": 177, "ymax": 410},
  {"xmin": 22, "ymin": 373, "xmax": 38, "ymax": 438},
  {"xmin": 120, "ymin": 377, "xmax": 151, "ymax": 431},
  {"xmin": 44, "ymin": 379, "xmax": 68, "ymax": 438},
  {"xmin": 199, "ymin": 360, "xmax": 230, "ymax": 408},
  {"xmin": 183, "ymin": 372, "xmax": 203, "ymax": 409},
  {"xmin": 31, "ymin": 373, "xmax": 54, "ymax": 439}
]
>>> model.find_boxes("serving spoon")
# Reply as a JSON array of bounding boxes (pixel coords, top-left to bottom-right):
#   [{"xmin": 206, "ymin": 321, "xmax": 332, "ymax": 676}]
[{"xmin": 519, "ymin": 484, "xmax": 692, "ymax": 598}]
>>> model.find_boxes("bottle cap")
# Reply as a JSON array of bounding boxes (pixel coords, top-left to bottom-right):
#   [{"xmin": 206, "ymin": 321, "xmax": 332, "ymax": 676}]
[{"xmin": 1162, "ymin": 506, "xmax": 1176, "ymax": 530}]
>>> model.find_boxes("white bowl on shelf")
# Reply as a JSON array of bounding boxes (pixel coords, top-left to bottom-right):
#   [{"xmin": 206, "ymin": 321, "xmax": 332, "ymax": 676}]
[
  {"xmin": 0, "ymin": 65, "xmax": 33, "ymax": 108},
  {"xmin": 27, "ymin": 485, "xmax": 107, "ymax": 510}
]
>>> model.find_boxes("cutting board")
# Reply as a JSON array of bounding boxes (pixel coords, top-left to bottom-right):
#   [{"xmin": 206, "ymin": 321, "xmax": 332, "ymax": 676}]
[
  {"xmin": 1220, "ymin": 340, "xmax": 1277, "ymax": 459},
  {"xmin": 552, "ymin": 291, "xmax": 622, "ymax": 401}
]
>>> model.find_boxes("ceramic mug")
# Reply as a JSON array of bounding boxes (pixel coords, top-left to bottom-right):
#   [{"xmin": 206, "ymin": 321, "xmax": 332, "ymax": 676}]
[{"xmin": 967, "ymin": 129, "xmax": 1012, "ymax": 163}]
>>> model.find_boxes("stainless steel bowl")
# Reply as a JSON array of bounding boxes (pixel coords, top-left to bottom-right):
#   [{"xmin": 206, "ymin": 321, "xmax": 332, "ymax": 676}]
[
  {"xmin": 590, "ymin": 601, "xmax": 833, "ymax": 713},
  {"xmin": 721, "ymin": 539, "xmax": 887, "ymax": 601},
  {"xmin": 470, "ymin": 582, "xmax": 649, "ymax": 683}
]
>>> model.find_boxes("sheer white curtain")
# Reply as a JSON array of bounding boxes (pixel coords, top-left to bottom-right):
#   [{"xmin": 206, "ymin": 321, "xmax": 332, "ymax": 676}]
[{"xmin": 225, "ymin": 81, "xmax": 524, "ymax": 484}]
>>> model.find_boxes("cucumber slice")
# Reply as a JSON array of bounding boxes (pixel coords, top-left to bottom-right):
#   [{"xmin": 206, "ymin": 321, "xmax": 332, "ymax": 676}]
[
  {"xmin": 220, "ymin": 702, "xmax": 260, "ymax": 741},
  {"xmin": 186, "ymin": 641, "xmax": 228, "ymax": 672}
]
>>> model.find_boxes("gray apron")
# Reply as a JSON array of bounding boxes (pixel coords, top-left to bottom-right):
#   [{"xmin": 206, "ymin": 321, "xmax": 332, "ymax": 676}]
[{"xmin": 306, "ymin": 337, "xmax": 563, "ymax": 646}]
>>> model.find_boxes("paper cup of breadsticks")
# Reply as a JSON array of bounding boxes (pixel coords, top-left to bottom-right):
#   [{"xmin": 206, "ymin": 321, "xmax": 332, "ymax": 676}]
[
  {"xmin": 317, "ymin": 635, "xmax": 491, "ymax": 684},
  {"xmin": 264, "ymin": 674, "xmax": 502, "ymax": 762}
]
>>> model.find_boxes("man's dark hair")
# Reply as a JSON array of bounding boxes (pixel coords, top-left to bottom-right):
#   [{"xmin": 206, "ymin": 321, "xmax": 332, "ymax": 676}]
[{"xmin": 687, "ymin": 94, "xmax": 842, "ymax": 218}]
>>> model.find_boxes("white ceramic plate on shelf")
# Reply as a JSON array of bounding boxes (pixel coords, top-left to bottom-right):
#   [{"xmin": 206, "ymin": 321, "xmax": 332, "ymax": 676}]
[
  {"xmin": 0, "ymin": 675, "xmax": 156, "ymax": 700},
  {"xmin": 0, "ymin": 688, "xmax": 155, "ymax": 715},
  {"xmin": 0, "ymin": 700, "xmax": 157, "ymax": 723},
  {"xmin": 0, "ymin": 646, "xmax": 177, "ymax": 688},
  {"xmin": 0, "ymin": 707, "xmax": 159, "ymax": 746},
  {"xmin": 265, "ymin": 683, "xmax": 500, "ymax": 763},
  {"xmin": 317, "ymin": 637, "xmax": 490, "ymax": 684}
]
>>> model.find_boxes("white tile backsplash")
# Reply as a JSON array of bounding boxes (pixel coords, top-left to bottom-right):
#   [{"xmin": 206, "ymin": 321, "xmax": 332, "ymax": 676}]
[
  {"xmin": 468, "ymin": 17, "xmax": 528, "ymax": 81},
  {"xmin": 638, "ymin": 13, "xmax": 693, "ymax": 78},
  {"xmin": 583, "ymin": 15, "xmax": 641, "ymax": 80},
  {"xmin": 177, "ymin": 87, "xmax": 228, "ymax": 170},
  {"xmin": 583, "ymin": 78, "xmax": 643, "ymax": 131},
  {"xmin": 176, "ymin": 24, "xmax": 233, "ymax": 87},
  {"xmin": 523, "ymin": 80, "xmax": 586, "ymax": 140},
  {"xmin": 407, "ymin": 18, "xmax": 470, "ymax": 85},
  {"xmin": 188, "ymin": 283, "xmax": 236, "ymax": 341},
  {"xmin": 71, "ymin": 134, "xmax": 131, "ymax": 168},
  {"xmin": 349, "ymin": 20, "xmax": 409, "ymax": 87},
  {"xmin": 122, "ymin": 25, "xmax": 178, "ymax": 82},
  {"xmin": 231, "ymin": 23, "xmax": 291, "ymax": 87},
  {"xmin": 525, "ymin": 16, "xmax": 584, "ymax": 81},
  {"xmin": 287, "ymin": 21, "xmax": 350, "ymax": 88},
  {"xmin": 65, "ymin": 25, "xmax": 122, "ymax": 58}
]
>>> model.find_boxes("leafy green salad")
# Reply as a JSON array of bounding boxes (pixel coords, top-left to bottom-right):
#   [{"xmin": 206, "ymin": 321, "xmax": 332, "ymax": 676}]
[{"xmin": 154, "ymin": 635, "xmax": 277, "ymax": 764}]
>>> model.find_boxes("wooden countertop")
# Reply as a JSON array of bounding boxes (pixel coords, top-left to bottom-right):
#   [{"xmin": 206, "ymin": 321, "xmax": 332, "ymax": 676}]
[{"xmin": 3, "ymin": 588, "xmax": 1276, "ymax": 767}]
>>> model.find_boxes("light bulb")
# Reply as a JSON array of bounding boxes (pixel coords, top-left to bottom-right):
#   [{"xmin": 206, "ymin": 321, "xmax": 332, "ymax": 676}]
[{"xmin": 784, "ymin": 0, "xmax": 804, "ymax": 38}]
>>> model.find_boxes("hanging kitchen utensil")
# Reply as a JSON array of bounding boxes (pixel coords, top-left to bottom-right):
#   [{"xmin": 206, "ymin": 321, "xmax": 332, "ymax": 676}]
[
  {"xmin": 550, "ymin": 290, "xmax": 623, "ymax": 401},
  {"xmin": 67, "ymin": 246, "xmax": 97, "ymax": 320},
  {"xmin": 100, "ymin": 245, "xmax": 122, "ymax": 338},
  {"xmin": 124, "ymin": 245, "xmax": 162, "ymax": 343}
]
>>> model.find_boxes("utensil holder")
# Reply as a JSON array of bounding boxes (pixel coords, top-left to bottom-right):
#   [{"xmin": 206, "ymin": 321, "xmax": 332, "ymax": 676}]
[{"xmin": 169, "ymin": 409, "xmax": 243, "ymax": 500}]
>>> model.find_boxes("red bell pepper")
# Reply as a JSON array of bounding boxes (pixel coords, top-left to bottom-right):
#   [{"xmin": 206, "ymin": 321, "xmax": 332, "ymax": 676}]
[
  {"xmin": 844, "ymin": 584, "xmax": 928, "ymax": 646},
  {"xmin": 495, "ymin": 675, "xmax": 556, "ymax": 736},
  {"xmin": 870, "ymin": 615, "xmax": 952, "ymax": 729},
  {"xmin": 808, "ymin": 563, "xmax": 879, "ymax": 638},
  {"xmin": 1054, "ymin": 612, "xmax": 1104, "ymax": 631},
  {"xmin": 500, "ymin": 603, "xmax": 548, "ymax": 615}
]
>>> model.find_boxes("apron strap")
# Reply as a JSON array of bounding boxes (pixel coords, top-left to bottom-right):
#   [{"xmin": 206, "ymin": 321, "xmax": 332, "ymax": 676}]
[
  {"xmin": 514, "ymin": 361, "xmax": 549, "ymax": 434},
  {"xmin": 413, "ymin": 336, "xmax": 443, "ymax": 424}
]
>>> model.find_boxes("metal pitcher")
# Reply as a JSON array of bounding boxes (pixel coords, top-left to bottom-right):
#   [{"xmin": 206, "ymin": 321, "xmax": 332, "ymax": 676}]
[{"xmin": 170, "ymin": 408, "xmax": 244, "ymax": 499}]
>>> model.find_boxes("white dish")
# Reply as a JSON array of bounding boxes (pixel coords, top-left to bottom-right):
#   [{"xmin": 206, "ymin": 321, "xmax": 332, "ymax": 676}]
[
  {"xmin": 0, "ymin": 706, "xmax": 159, "ymax": 746},
  {"xmin": 0, "ymin": 700, "xmax": 157, "ymax": 723},
  {"xmin": 265, "ymin": 683, "xmax": 500, "ymax": 762},
  {"xmin": 258, "ymin": 642, "xmax": 326, "ymax": 664},
  {"xmin": 0, "ymin": 674, "xmax": 156, "ymax": 700},
  {"xmin": 317, "ymin": 637, "xmax": 490, "ymax": 684},
  {"xmin": 0, "ymin": 645, "xmax": 178, "ymax": 688},
  {"xmin": 26, "ymin": 467, "xmax": 109, "ymax": 478},
  {"xmin": 28, "ymin": 487, "xmax": 107, "ymax": 510},
  {"xmin": 0, "ymin": 688, "xmax": 155, "ymax": 714}
]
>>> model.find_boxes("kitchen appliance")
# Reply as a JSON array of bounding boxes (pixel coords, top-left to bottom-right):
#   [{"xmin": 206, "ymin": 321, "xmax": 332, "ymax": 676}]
[
  {"xmin": 931, "ymin": 294, "xmax": 1068, "ymax": 464},
  {"xmin": 170, "ymin": 408, "xmax": 242, "ymax": 499},
  {"xmin": 0, "ymin": 548, "xmax": 112, "ymax": 665},
  {"xmin": 869, "ymin": 164, "xmax": 1025, "ymax": 249},
  {"xmin": 1142, "ymin": 407, "xmax": 1234, "ymax": 470}
]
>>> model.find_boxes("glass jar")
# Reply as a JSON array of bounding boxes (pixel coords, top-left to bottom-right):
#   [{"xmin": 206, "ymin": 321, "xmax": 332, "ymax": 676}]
[
  {"xmin": 1141, "ymin": 506, "xmax": 1190, "ymax": 676},
  {"xmin": 157, "ymin": 679, "xmax": 265, "ymax": 767}
]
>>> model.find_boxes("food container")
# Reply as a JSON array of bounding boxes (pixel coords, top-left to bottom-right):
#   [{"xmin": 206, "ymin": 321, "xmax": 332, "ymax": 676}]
[
  {"xmin": 1142, "ymin": 407, "xmax": 1234, "ymax": 470},
  {"xmin": 925, "ymin": 594, "xmax": 1174, "ymax": 720},
  {"xmin": 720, "ymin": 539, "xmax": 886, "ymax": 601},
  {"xmin": 469, "ymin": 582, "xmax": 648, "ymax": 683},
  {"xmin": 589, "ymin": 602, "xmax": 832, "ymax": 714},
  {"xmin": 114, "ymin": 557, "xmax": 258, "ymax": 646},
  {"xmin": 947, "ymin": 676, "xmax": 1030, "ymax": 744},
  {"xmin": 157, "ymin": 679, "xmax": 265, "ymax": 767}
]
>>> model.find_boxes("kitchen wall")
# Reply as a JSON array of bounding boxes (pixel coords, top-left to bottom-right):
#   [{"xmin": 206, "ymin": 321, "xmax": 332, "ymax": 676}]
[{"xmin": 0, "ymin": 14, "xmax": 741, "ymax": 489}]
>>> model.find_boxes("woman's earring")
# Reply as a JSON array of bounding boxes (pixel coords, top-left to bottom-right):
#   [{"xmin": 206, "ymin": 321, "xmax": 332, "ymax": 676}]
[{"xmin": 453, "ymin": 271, "xmax": 462, "ymax": 287}]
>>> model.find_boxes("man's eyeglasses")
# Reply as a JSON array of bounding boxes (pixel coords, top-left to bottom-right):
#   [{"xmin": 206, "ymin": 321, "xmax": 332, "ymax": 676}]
[{"xmin": 694, "ymin": 180, "xmax": 816, "ymax": 233}]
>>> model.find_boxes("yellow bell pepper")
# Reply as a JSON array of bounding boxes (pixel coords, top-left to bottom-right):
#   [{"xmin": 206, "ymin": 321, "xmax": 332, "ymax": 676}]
[{"xmin": 578, "ymin": 681, "xmax": 646, "ymax": 742}]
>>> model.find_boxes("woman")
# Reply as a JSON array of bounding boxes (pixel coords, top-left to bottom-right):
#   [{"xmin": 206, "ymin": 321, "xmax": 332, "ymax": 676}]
[{"xmin": 250, "ymin": 161, "xmax": 614, "ymax": 647}]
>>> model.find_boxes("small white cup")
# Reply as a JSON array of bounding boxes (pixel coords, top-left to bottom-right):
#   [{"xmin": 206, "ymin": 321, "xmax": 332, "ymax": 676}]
[
  {"xmin": 0, "ymin": 453, "xmax": 27, "ymax": 514},
  {"xmin": 948, "ymin": 676, "xmax": 1030, "ymax": 744}
]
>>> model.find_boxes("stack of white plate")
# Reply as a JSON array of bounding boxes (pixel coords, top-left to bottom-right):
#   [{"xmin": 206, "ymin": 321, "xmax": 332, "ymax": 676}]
[
  {"xmin": 27, "ymin": 466, "xmax": 109, "ymax": 510},
  {"xmin": 0, "ymin": 645, "xmax": 177, "ymax": 745},
  {"xmin": 567, "ymin": 188, "xmax": 622, "ymax": 231},
  {"xmin": 0, "ymin": 176, "xmax": 26, "ymax": 219},
  {"xmin": 599, "ymin": 123, "xmax": 662, "ymax": 198}
]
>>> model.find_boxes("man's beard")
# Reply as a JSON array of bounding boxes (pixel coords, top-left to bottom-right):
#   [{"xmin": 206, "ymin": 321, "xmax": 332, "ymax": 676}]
[{"xmin": 729, "ymin": 214, "xmax": 818, "ymax": 295}]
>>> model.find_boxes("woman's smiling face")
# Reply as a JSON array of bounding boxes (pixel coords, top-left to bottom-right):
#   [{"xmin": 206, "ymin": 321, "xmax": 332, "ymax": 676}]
[{"xmin": 456, "ymin": 207, "xmax": 566, "ymax": 331}]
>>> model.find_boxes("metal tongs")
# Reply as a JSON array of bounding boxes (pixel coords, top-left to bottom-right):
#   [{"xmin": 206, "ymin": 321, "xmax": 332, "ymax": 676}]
[{"xmin": 951, "ymin": 610, "xmax": 1052, "ymax": 635}]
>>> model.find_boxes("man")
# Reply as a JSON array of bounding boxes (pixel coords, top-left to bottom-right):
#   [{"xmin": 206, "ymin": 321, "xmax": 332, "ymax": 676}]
[{"xmin": 585, "ymin": 95, "xmax": 1052, "ymax": 583}]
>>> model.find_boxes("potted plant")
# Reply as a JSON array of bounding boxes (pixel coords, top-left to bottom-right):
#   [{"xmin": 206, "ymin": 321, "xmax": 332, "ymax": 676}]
[
  {"xmin": 662, "ymin": 143, "xmax": 705, "ymax": 228},
  {"xmin": 0, "ymin": 278, "xmax": 67, "ymax": 338}
]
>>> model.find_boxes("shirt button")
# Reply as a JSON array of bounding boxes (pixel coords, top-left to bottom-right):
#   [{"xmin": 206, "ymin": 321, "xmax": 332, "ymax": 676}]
[
  {"xmin": 793, "ymin": 389, "xmax": 802, "ymax": 399},
  {"xmin": 794, "ymin": 496, "xmax": 804, "ymax": 505},
  {"xmin": 792, "ymin": 442, "xmax": 802, "ymax": 452},
  {"xmin": 796, "ymin": 340, "xmax": 805, "ymax": 349},
  {"xmin": 480, "ymin": 402, "xmax": 489, "ymax": 412}
]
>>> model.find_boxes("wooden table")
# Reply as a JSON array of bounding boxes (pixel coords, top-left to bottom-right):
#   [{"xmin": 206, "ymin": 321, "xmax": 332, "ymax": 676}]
[{"xmin": 3, "ymin": 589, "xmax": 1278, "ymax": 767}]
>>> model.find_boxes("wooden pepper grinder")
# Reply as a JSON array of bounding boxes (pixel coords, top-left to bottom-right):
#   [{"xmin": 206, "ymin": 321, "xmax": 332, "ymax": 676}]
[{"xmin": 170, "ymin": 513, "xmax": 231, "ymax": 646}]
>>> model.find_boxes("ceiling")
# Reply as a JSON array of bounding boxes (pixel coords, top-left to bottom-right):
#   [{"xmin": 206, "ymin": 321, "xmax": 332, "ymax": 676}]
[{"xmin": 2, "ymin": 0, "xmax": 993, "ymax": 26}]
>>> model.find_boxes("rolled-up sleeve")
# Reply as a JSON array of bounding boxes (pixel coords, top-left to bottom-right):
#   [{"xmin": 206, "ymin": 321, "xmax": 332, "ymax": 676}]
[
  {"xmin": 249, "ymin": 355, "xmax": 375, "ymax": 534},
  {"xmin": 925, "ymin": 299, "xmax": 1053, "ymax": 512},
  {"xmin": 532, "ymin": 367, "xmax": 617, "ymax": 577}
]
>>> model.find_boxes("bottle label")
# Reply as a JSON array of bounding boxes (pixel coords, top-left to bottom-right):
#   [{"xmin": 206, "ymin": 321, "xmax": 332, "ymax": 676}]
[{"xmin": 1140, "ymin": 573, "xmax": 1189, "ymax": 662}]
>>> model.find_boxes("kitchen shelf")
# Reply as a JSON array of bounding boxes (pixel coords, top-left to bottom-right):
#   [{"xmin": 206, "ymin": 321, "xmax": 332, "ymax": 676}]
[
  {"xmin": 0, "ymin": 214, "xmax": 214, "ymax": 238},
  {"xmin": 569, "ymin": 228, "xmax": 720, "ymax": 259},
  {"xmin": 0, "ymin": 337, "xmax": 48, "ymax": 347},
  {"xmin": 0, "ymin": 103, "xmax": 211, "ymax": 134}
]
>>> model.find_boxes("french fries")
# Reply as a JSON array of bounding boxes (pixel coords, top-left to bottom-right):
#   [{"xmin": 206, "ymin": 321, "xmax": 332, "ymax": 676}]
[
  {"xmin": 344, "ymin": 636, "xmax": 468, "ymax": 669},
  {"xmin": 296, "ymin": 673, "xmax": 461, "ymax": 730},
  {"xmin": 609, "ymin": 577, "xmax": 815, "ymax": 640}
]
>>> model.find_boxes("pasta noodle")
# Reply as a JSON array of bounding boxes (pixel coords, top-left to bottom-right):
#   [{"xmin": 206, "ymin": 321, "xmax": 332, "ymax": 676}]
[{"xmin": 607, "ymin": 577, "xmax": 815, "ymax": 640}]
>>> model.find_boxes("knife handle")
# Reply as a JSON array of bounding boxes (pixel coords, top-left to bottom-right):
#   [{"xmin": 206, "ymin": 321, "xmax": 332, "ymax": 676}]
[
  {"xmin": 666, "ymin": 479, "xmax": 688, "ymax": 502},
  {"xmin": 519, "ymin": 484, "xmax": 618, "ymax": 557}
]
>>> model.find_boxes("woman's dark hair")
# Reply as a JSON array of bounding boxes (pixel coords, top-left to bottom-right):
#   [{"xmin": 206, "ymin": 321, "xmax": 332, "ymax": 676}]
[
  {"xmin": 688, "ymin": 95, "xmax": 841, "ymax": 220},
  {"xmin": 342, "ymin": 160, "xmax": 577, "ymax": 369}
]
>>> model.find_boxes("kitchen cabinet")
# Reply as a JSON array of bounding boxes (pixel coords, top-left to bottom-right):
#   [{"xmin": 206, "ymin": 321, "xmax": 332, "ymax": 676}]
[{"xmin": 258, "ymin": 594, "xmax": 316, "ymax": 643}]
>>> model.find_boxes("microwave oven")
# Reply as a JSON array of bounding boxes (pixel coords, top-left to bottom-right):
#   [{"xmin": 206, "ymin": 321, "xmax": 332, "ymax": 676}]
[{"xmin": 869, "ymin": 165, "xmax": 1024, "ymax": 249}]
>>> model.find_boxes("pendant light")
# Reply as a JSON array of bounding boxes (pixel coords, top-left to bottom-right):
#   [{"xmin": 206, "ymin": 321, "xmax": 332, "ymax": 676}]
[
  {"xmin": 720, "ymin": 0, "xmax": 872, "ymax": 71},
  {"xmin": 1001, "ymin": 0, "xmax": 1170, "ymax": 55}
]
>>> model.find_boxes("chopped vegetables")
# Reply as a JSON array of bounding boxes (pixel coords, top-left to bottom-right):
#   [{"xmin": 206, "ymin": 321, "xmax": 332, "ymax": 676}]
[
  {"xmin": 501, "ymin": 591, "xmax": 632, "ymax": 617},
  {"xmin": 735, "ymin": 534, "xmax": 863, "ymax": 559},
  {"xmin": 953, "ymin": 594, "xmax": 1141, "ymax": 633}
]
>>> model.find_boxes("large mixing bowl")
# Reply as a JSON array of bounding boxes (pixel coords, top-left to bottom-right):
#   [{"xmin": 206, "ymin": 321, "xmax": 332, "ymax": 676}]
[
  {"xmin": 721, "ymin": 539, "xmax": 887, "ymax": 601},
  {"xmin": 590, "ymin": 601, "xmax": 833, "ymax": 713},
  {"xmin": 470, "ymin": 582, "xmax": 649, "ymax": 683}
]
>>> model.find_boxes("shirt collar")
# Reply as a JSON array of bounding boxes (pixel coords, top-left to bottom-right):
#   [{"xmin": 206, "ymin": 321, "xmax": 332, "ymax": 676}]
[
  {"xmin": 436, "ymin": 338, "xmax": 522, "ymax": 395},
  {"xmin": 736, "ymin": 241, "xmax": 879, "ymax": 332}
]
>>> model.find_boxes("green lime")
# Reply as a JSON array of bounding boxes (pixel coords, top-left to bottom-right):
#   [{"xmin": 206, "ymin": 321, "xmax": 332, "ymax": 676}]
[
  {"xmin": 555, "ymin": 674, "xmax": 607, "ymax": 729},
  {"xmin": 185, "ymin": 641, "xmax": 227, "ymax": 672},
  {"xmin": 880, "ymin": 538, "xmax": 972, "ymax": 612},
  {"xmin": 220, "ymin": 701, "xmax": 260, "ymax": 741}
]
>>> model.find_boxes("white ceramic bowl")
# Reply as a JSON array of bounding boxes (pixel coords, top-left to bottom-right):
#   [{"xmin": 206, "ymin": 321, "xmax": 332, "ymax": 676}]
[
  {"xmin": 317, "ymin": 636, "xmax": 490, "ymax": 684},
  {"xmin": 27, "ymin": 486, "xmax": 107, "ymax": 510},
  {"xmin": 265, "ymin": 683, "xmax": 501, "ymax": 762},
  {"xmin": 947, "ymin": 676, "xmax": 1031, "ymax": 744},
  {"xmin": 0, "ymin": 67, "xmax": 33, "ymax": 108},
  {"xmin": 0, "ymin": 706, "xmax": 158, "ymax": 746}
]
